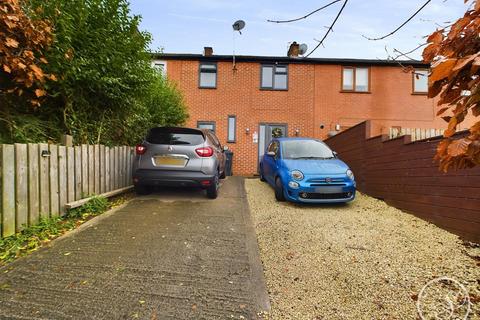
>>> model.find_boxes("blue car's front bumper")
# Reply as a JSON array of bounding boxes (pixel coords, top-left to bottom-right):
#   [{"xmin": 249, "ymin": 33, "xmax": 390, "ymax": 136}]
[{"xmin": 283, "ymin": 176, "xmax": 356, "ymax": 203}]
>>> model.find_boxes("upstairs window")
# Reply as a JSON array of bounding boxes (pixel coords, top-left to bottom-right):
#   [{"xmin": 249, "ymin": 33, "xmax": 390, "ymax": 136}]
[
  {"xmin": 413, "ymin": 69, "xmax": 428, "ymax": 94},
  {"xmin": 199, "ymin": 63, "xmax": 217, "ymax": 88},
  {"xmin": 261, "ymin": 64, "xmax": 288, "ymax": 90},
  {"xmin": 342, "ymin": 67, "xmax": 369, "ymax": 92}
]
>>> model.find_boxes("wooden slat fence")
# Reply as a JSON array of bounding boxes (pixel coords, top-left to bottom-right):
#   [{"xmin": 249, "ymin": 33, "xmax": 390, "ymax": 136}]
[
  {"xmin": 0, "ymin": 144, "xmax": 134, "ymax": 238},
  {"xmin": 389, "ymin": 127, "xmax": 444, "ymax": 142}
]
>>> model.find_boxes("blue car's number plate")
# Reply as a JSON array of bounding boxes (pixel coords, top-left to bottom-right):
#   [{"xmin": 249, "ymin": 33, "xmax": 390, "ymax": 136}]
[{"xmin": 315, "ymin": 186, "xmax": 343, "ymax": 193}]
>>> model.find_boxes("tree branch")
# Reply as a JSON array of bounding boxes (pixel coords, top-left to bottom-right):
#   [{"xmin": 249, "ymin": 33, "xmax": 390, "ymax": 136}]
[
  {"xmin": 362, "ymin": 0, "xmax": 432, "ymax": 41},
  {"xmin": 392, "ymin": 43, "xmax": 427, "ymax": 60},
  {"xmin": 267, "ymin": 0, "xmax": 342, "ymax": 24},
  {"xmin": 305, "ymin": 0, "xmax": 349, "ymax": 58}
]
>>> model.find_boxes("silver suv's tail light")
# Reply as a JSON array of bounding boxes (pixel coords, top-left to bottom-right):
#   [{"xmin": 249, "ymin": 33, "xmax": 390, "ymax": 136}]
[
  {"xmin": 195, "ymin": 146, "xmax": 213, "ymax": 157},
  {"xmin": 136, "ymin": 144, "xmax": 147, "ymax": 155}
]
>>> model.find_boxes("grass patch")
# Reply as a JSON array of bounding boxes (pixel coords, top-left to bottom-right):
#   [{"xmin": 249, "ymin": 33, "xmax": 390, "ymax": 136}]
[{"xmin": 0, "ymin": 195, "xmax": 127, "ymax": 266}]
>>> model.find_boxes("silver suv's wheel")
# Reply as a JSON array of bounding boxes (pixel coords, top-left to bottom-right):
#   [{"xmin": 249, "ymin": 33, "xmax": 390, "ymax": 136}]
[
  {"xmin": 134, "ymin": 184, "xmax": 150, "ymax": 195},
  {"xmin": 206, "ymin": 172, "xmax": 219, "ymax": 199}
]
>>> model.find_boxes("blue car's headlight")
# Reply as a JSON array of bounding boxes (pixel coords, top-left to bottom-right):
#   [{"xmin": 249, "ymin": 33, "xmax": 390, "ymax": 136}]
[
  {"xmin": 291, "ymin": 170, "xmax": 304, "ymax": 181},
  {"xmin": 346, "ymin": 169, "xmax": 354, "ymax": 181}
]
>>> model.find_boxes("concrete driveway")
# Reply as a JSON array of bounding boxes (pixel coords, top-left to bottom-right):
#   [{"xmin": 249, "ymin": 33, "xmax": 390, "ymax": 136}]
[{"xmin": 0, "ymin": 177, "xmax": 269, "ymax": 319}]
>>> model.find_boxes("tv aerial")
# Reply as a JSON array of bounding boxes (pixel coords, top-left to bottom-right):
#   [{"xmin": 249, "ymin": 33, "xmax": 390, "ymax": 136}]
[
  {"xmin": 232, "ymin": 20, "xmax": 246, "ymax": 34},
  {"xmin": 232, "ymin": 20, "xmax": 246, "ymax": 70},
  {"xmin": 299, "ymin": 43, "xmax": 308, "ymax": 56}
]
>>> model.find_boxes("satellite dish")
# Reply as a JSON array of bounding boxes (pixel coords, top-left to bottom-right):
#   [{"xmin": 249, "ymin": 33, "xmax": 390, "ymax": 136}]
[
  {"xmin": 232, "ymin": 20, "xmax": 246, "ymax": 34},
  {"xmin": 299, "ymin": 43, "xmax": 308, "ymax": 56}
]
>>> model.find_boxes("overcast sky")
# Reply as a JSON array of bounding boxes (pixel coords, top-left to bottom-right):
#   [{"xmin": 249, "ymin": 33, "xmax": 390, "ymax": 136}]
[{"xmin": 129, "ymin": 0, "xmax": 470, "ymax": 59}]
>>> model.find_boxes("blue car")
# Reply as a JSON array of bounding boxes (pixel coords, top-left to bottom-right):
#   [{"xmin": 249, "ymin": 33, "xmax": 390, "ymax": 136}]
[{"xmin": 259, "ymin": 137, "xmax": 356, "ymax": 203}]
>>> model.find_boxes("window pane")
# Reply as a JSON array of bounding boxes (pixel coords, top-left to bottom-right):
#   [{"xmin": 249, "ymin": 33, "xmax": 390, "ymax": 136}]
[
  {"xmin": 274, "ymin": 74, "xmax": 287, "ymax": 89},
  {"xmin": 282, "ymin": 140, "xmax": 334, "ymax": 159},
  {"xmin": 414, "ymin": 70, "xmax": 428, "ymax": 93},
  {"xmin": 228, "ymin": 116, "xmax": 236, "ymax": 141},
  {"xmin": 355, "ymin": 68, "xmax": 369, "ymax": 92},
  {"xmin": 342, "ymin": 68, "xmax": 354, "ymax": 90},
  {"xmin": 200, "ymin": 64, "xmax": 216, "ymax": 71},
  {"xmin": 146, "ymin": 128, "xmax": 204, "ymax": 145},
  {"xmin": 262, "ymin": 66, "xmax": 273, "ymax": 88},
  {"xmin": 200, "ymin": 72, "xmax": 216, "ymax": 88},
  {"xmin": 276, "ymin": 66, "xmax": 287, "ymax": 73},
  {"xmin": 198, "ymin": 123, "xmax": 215, "ymax": 132}
]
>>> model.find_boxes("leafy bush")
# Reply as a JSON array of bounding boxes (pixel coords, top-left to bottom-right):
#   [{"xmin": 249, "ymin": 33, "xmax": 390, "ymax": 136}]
[
  {"xmin": 0, "ymin": 0, "xmax": 187, "ymax": 145},
  {"xmin": 126, "ymin": 74, "xmax": 188, "ymax": 142}
]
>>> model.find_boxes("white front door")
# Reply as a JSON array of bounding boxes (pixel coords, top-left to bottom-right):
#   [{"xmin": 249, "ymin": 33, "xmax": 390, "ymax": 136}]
[{"xmin": 258, "ymin": 124, "xmax": 287, "ymax": 170}]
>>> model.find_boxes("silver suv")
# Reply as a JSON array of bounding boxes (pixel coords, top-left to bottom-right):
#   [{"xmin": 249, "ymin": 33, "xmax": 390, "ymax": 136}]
[{"xmin": 132, "ymin": 127, "xmax": 227, "ymax": 198}]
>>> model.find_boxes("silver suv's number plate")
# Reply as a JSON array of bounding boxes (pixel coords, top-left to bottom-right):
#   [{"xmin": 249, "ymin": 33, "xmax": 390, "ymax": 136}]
[{"xmin": 153, "ymin": 155, "xmax": 188, "ymax": 167}]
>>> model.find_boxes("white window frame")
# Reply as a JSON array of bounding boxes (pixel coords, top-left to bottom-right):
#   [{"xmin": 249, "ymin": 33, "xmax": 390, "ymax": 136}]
[
  {"xmin": 199, "ymin": 62, "xmax": 217, "ymax": 89},
  {"xmin": 260, "ymin": 64, "xmax": 288, "ymax": 90},
  {"xmin": 341, "ymin": 66, "xmax": 370, "ymax": 93},
  {"xmin": 227, "ymin": 115, "xmax": 236, "ymax": 143},
  {"xmin": 412, "ymin": 69, "xmax": 429, "ymax": 94}
]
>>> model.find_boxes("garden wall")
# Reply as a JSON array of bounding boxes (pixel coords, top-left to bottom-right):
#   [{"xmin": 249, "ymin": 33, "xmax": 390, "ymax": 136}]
[{"xmin": 325, "ymin": 121, "xmax": 480, "ymax": 243}]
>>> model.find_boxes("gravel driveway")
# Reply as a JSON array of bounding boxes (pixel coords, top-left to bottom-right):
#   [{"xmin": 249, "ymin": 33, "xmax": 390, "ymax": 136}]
[{"xmin": 246, "ymin": 179, "xmax": 480, "ymax": 319}]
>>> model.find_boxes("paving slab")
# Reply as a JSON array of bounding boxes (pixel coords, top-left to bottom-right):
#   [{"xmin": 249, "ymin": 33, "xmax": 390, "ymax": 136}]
[{"xmin": 0, "ymin": 177, "xmax": 269, "ymax": 319}]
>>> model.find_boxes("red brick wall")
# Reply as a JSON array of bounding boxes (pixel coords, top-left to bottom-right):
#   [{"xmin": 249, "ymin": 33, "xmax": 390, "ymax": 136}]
[
  {"xmin": 165, "ymin": 59, "xmax": 473, "ymax": 175},
  {"xmin": 325, "ymin": 121, "xmax": 480, "ymax": 243}
]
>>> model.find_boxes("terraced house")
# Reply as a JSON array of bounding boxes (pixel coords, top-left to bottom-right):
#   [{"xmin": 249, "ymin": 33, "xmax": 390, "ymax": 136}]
[{"xmin": 153, "ymin": 47, "xmax": 450, "ymax": 175}]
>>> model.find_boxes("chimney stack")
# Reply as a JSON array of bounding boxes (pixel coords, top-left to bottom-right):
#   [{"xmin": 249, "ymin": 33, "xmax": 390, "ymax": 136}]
[
  {"xmin": 203, "ymin": 47, "xmax": 213, "ymax": 57},
  {"xmin": 287, "ymin": 42, "xmax": 299, "ymax": 58}
]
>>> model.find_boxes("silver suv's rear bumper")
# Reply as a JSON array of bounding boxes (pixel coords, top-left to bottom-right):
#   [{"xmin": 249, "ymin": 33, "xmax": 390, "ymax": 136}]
[{"xmin": 133, "ymin": 169, "xmax": 215, "ymax": 188}]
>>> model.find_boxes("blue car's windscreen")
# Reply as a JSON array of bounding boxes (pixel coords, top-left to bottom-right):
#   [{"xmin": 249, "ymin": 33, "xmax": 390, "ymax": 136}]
[{"xmin": 282, "ymin": 140, "xmax": 335, "ymax": 159}]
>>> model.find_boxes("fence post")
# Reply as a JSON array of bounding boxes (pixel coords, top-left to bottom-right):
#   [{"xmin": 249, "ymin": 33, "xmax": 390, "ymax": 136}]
[
  {"xmin": 88, "ymin": 145, "xmax": 94, "ymax": 195},
  {"xmin": 61, "ymin": 134, "xmax": 73, "ymax": 147},
  {"xmin": 38, "ymin": 143, "xmax": 50, "ymax": 218},
  {"xmin": 75, "ymin": 146, "xmax": 82, "ymax": 200},
  {"xmin": 1, "ymin": 144, "xmax": 16, "ymax": 237},
  {"xmin": 67, "ymin": 147, "xmax": 75, "ymax": 203},
  {"xmin": 105, "ymin": 147, "xmax": 111, "ymax": 192},
  {"xmin": 81, "ymin": 145, "xmax": 88, "ymax": 197},
  {"xmin": 14, "ymin": 144, "xmax": 28, "ymax": 231},
  {"xmin": 58, "ymin": 146, "xmax": 67, "ymax": 216},
  {"xmin": 49, "ymin": 145, "xmax": 59, "ymax": 217},
  {"xmin": 28, "ymin": 143, "xmax": 40, "ymax": 225}
]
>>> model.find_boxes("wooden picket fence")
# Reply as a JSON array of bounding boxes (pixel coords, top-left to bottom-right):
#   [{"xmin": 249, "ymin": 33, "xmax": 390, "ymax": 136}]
[
  {"xmin": 0, "ymin": 143, "xmax": 134, "ymax": 238},
  {"xmin": 388, "ymin": 127, "xmax": 444, "ymax": 142}
]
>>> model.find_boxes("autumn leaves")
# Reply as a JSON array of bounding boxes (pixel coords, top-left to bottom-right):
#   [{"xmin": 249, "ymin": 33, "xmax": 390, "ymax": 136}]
[
  {"xmin": 1, "ymin": 0, "xmax": 56, "ymax": 107},
  {"xmin": 423, "ymin": 0, "xmax": 480, "ymax": 171}
]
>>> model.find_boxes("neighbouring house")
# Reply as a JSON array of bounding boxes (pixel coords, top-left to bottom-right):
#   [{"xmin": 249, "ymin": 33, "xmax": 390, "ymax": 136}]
[{"xmin": 152, "ymin": 47, "xmax": 467, "ymax": 175}]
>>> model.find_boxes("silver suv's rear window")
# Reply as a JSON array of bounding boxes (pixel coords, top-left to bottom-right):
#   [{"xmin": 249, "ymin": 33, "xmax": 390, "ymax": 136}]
[{"xmin": 146, "ymin": 127, "xmax": 205, "ymax": 145}]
